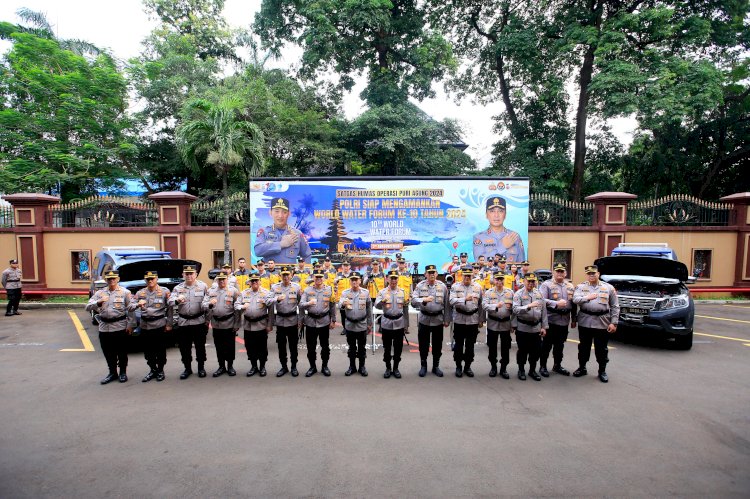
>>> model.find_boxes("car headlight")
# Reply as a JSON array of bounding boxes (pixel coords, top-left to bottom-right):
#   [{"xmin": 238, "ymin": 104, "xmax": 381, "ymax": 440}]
[{"xmin": 654, "ymin": 294, "xmax": 690, "ymax": 311}]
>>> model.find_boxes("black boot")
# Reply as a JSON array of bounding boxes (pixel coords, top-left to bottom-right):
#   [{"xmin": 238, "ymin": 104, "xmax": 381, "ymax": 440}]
[
  {"xmin": 419, "ymin": 361, "xmax": 427, "ymax": 377},
  {"xmin": 345, "ymin": 360, "xmax": 356, "ymax": 376},
  {"xmin": 432, "ymin": 362, "xmax": 444, "ymax": 377},
  {"xmin": 321, "ymin": 363, "xmax": 331, "ymax": 376},
  {"xmin": 517, "ymin": 367, "xmax": 527, "ymax": 380},
  {"xmin": 259, "ymin": 364, "xmax": 267, "ymax": 377},
  {"xmin": 392, "ymin": 362, "xmax": 402, "ymax": 379},
  {"xmin": 197, "ymin": 362, "xmax": 207, "ymax": 378},
  {"xmin": 539, "ymin": 365, "xmax": 549, "ymax": 377},
  {"xmin": 489, "ymin": 363, "xmax": 497, "ymax": 377},
  {"xmin": 383, "ymin": 362, "xmax": 392, "ymax": 379},
  {"xmin": 119, "ymin": 370, "xmax": 128, "ymax": 383},
  {"xmin": 246, "ymin": 362, "xmax": 258, "ymax": 377},
  {"xmin": 291, "ymin": 363, "xmax": 299, "ymax": 377},
  {"xmin": 464, "ymin": 364, "xmax": 474, "ymax": 377},
  {"xmin": 180, "ymin": 364, "xmax": 193, "ymax": 380},
  {"xmin": 358, "ymin": 360, "xmax": 368, "ymax": 377},
  {"xmin": 227, "ymin": 362, "xmax": 236, "ymax": 376},
  {"xmin": 213, "ymin": 362, "xmax": 227, "ymax": 377},
  {"xmin": 100, "ymin": 371, "xmax": 118, "ymax": 385},
  {"xmin": 156, "ymin": 369, "xmax": 166, "ymax": 382},
  {"xmin": 142, "ymin": 369, "xmax": 157, "ymax": 382},
  {"xmin": 499, "ymin": 363, "xmax": 510, "ymax": 379},
  {"xmin": 305, "ymin": 364, "xmax": 317, "ymax": 377},
  {"xmin": 277, "ymin": 364, "xmax": 289, "ymax": 377}
]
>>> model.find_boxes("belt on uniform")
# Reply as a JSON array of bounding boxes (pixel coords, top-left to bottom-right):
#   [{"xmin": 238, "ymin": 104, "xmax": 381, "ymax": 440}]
[
  {"xmin": 517, "ymin": 318, "xmax": 541, "ymax": 326},
  {"xmin": 345, "ymin": 316, "xmax": 366, "ymax": 323},
  {"xmin": 213, "ymin": 313, "xmax": 234, "ymax": 322},
  {"xmin": 420, "ymin": 309, "xmax": 442, "ymax": 317},
  {"xmin": 579, "ymin": 309, "xmax": 608, "ymax": 316},
  {"xmin": 6, "ymin": 279, "xmax": 20, "ymax": 282},
  {"xmin": 307, "ymin": 311, "xmax": 328, "ymax": 319},
  {"xmin": 383, "ymin": 313, "xmax": 403, "ymax": 320},
  {"xmin": 549, "ymin": 308, "xmax": 571, "ymax": 314},
  {"xmin": 179, "ymin": 311, "xmax": 204, "ymax": 320},
  {"xmin": 140, "ymin": 314, "xmax": 165, "ymax": 322},
  {"xmin": 99, "ymin": 315, "xmax": 126, "ymax": 323},
  {"xmin": 248, "ymin": 313, "xmax": 269, "ymax": 323},
  {"xmin": 456, "ymin": 309, "xmax": 478, "ymax": 316},
  {"xmin": 276, "ymin": 310, "xmax": 298, "ymax": 317},
  {"xmin": 488, "ymin": 315, "xmax": 510, "ymax": 322}
]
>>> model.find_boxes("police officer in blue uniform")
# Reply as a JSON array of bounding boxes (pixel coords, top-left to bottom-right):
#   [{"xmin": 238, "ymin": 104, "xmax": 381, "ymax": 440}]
[
  {"xmin": 472, "ymin": 196, "xmax": 525, "ymax": 263},
  {"xmin": 254, "ymin": 197, "xmax": 312, "ymax": 264}
]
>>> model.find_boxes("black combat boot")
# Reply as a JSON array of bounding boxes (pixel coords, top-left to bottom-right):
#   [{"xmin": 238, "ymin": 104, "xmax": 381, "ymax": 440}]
[{"xmin": 419, "ymin": 361, "xmax": 427, "ymax": 377}]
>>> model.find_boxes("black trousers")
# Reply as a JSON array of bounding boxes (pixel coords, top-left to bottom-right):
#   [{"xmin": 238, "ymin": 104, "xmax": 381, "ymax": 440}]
[
  {"xmin": 417, "ymin": 323, "xmax": 443, "ymax": 365},
  {"xmin": 453, "ymin": 323, "xmax": 479, "ymax": 367},
  {"xmin": 99, "ymin": 329, "xmax": 128, "ymax": 373},
  {"xmin": 245, "ymin": 330, "xmax": 268, "ymax": 367},
  {"xmin": 178, "ymin": 324, "xmax": 208, "ymax": 366},
  {"xmin": 6, "ymin": 288, "xmax": 21, "ymax": 314},
  {"xmin": 213, "ymin": 328, "xmax": 236, "ymax": 365},
  {"xmin": 346, "ymin": 329, "xmax": 367, "ymax": 363},
  {"xmin": 276, "ymin": 325, "xmax": 298, "ymax": 366},
  {"xmin": 578, "ymin": 326, "xmax": 609, "ymax": 372},
  {"xmin": 306, "ymin": 326, "xmax": 330, "ymax": 365},
  {"xmin": 541, "ymin": 323, "xmax": 569, "ymax": 367},
  {"xmin": 382, "ymin": 328, "xmax": 404, "ymax": 367},
  {"xmin": 516, "ymin": 331, "xmax": 542, "ymax": 370},
  {"xmin": 142, "ymin": 326, "xmax": 167, "ymax": 370},
  {"xmin": 487, "ymin": 328, "xmax": 512, "ymax": 367}
]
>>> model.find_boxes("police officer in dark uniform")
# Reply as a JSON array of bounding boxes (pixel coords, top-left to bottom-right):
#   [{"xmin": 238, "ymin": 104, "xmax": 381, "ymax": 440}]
[
  {"xmin": 538, "ymin": 263, "xmax": 577, "ymax": 376},
  {"xmin": 2, "ymin": 259, "xmax": 22, "ymax": 316},
  {"xmin": 340, "ymin": 272, "xmax": 372, "ymax": 377},
  {"xmin": 134, "ymin": 270, "xmax": 173, "ymax": 382},
  {"xmin": 411, "ymin": 264, "xmax": 450, "ymax": 377},
  {"xmin": 270, "ymin": 266, "xmax": 301, "ymax": 377},
  {"xmin": 300, "ymin": 271, "xmax": 337, "ymax": 377},
  {"xmin": 203, "ymin": 271, "xmax": 240, "ymax": 377},
  {"xmin": 254, "ymin": 197, "xmax": 312, "ymax": 264}
]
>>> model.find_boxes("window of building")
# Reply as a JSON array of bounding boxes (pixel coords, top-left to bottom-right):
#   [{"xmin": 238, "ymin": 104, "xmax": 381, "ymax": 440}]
[
  {"xmin": 552, "ymin": 249, "xmax": 572, "ymax": 272},
  {"xmin": 71, "ymin": 250, "xmax": 92, "ymax": 282},
  {"xmin": 212, "ymin": 250, "xmax": 234, "ymax": 270},
  {"xmin": 692, "ymin": 249, "xmax": 712, "ymax": 280}
]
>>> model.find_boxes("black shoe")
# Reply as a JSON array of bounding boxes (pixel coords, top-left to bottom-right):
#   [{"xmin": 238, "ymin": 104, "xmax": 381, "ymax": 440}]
[
  {"xmin": 500, "ymin": 370, "xmax": 510, "ymax": 380},
  {"xmin": 553, "ymin": 365, "xmax": 570, "ymax": 376},
  {"xmin": 180, "ymin": 368, "xmax": 192, "ymax": 380},
  {"xmin": 119, "ymin": 373, "xmax": 128, "ymax": 383},
  {"xmin": 489, "ymin": 365, "xmax": 497, "ymax": 377},
  {"xmin": 197, "ymin": 367, "xmax": 207, "ymax": 378},
  {"xmin": 518, "ymin": 369, "xmax": 527, "ymax": 381},
  {"xmin": 419, "ymin": 365, "xmax": 427, "ymax": 377},
  {"xmin": 432, "ymin": 366, "xmax": 444, "ymax": 377},
  {"xmin": 464, "ymin": 366, "xmax": 474, "ymax": 377},
  {"xmin": 100, "ymin": 373, "xmax": 117, "ymax": 385},
  {"xmin": 277, "ymin": 366, "xmax": 289, "ymax": 377},
  {"xmin": 142, "ymin": 370, "xmax": 157, "ymax": 382},
  {"xmin": 291, "ymin": 366, "xmax": 299, "ymax": 377},
  {"xmin": 305, "ymin": 366, "xmax": 317, "ymax": 377},
  {"xmin": 345, "ymin": 365, "xmax": 355, "ymax": 376},
  {"xmin": 359, "ymin": 365, "xmax": 368, "ymax": 377},
  {"xmin": 573, "ymin": 367, "xmax": 588, "ymax": 377},
  {"xmin": 383, "ymin": 368, "xmax": 391, "ymax": 379},
  {"xmin": 529, "ymin": 370, "xmax": 542, "ymax": 381},
  {"xmin": 259, "ymin": 367, "xmax": 267, "ymax": 377},
  {"xmin": 5, "ymin": 313, "xmax": 12, "ymax": 317},
  {"xmin": 455, "ymin": 367, "xmax": 463, "ymax": 378},
  {"xmin": 212, "ymin": 366, "xmax": 227, "ymax": 377},
  {"xmin": 598, "ymin": 372, "xmax": 609, "ymax": 383},
  {"xmin": 246, "ymin": 367, "xmax": 258, "ymax": 377},
  {"xmin": 156, "ymin": 370, "xmax": 165, "ymax": 382},
  {"xmin": 13, "ymin": 311, "xmax": 22, "ymax": 315},
  {"xmin": 392, "ymin": 369, "xmax": 401, "ymax": 379},
  {"xmin": 321, "ymin": 365, "xmax": 331, "ymax": 377},
  {"xmin": 227, "ymin": 365, "xmax": 236, "ymax": 376},
  {"xmin": 539, "ymin": 366, "xmax": 549, "ymax": 378}
]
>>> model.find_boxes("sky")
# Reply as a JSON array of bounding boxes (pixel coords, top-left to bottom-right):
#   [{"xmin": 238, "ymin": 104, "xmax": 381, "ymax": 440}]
[{"xmin": 0, "ymin": 0, "xmax": 635, "ymax": 169}]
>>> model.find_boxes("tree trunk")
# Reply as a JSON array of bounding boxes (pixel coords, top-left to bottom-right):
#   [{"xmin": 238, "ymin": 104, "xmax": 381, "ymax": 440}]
[
  {"xmin": 496, "ymin": 53, "xmax": 521, "ymax": 139},
  {"xmin": 222, "ymin": 168, "xmax": 230, "ymax": 265}
]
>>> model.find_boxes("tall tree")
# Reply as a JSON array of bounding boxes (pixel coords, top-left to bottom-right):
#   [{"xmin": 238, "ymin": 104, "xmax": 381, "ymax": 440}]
[{"xmin": 176, "ymin": 96, "xmax": 265, "ymax": 263}]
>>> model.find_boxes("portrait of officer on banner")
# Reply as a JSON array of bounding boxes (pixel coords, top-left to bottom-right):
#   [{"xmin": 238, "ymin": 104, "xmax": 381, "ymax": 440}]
[
  {"xmin": 472, "ymin": 196, "xmax": 525, "ymax": 263},
  {"xmin": 254, "ymin": 197, "xmax": 312, "ymax": 264}
]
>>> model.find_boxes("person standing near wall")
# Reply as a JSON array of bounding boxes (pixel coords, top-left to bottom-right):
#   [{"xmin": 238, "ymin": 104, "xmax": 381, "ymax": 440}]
[
  {"xmin": 2, "ymin": 259, "xmax": 22, "ymax": 316},
  {"xmin": 134, "ymin": 271, "xmax": 173, "ymax": 382},
  {"xmin": 169, "ymin": 265, "xmax": 210, "ymax": 380}
]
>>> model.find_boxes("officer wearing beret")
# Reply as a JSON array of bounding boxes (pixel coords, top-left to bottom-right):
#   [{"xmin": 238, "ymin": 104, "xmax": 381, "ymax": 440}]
[
  {"xmin": 300, "ymin": 271, "xmax": 337, "ymax": 377},
  {"xmin": 538, "ymin": 263, "xmax": 577, "ymax": 377},
  {"xmin": 254, "ymin": 197, "xmax": 312, "ymax": 264},
  {"xmin": 473, "ymin": 196, "xmax": 525, "ymax": 263},
  {"xmin": 169, "ymin": 264, "xmax": 210, "ymax": 379},
  {"xmin": 2, "ymin": 259, "xmax": 23, "ymax": 316},
  {"xmin": 572, "ymin": 265, "xmax": 619, "ymax": 383},
  {"xmin": 203, "ymin": 272, "xmax": 240, "ymax": 377},
  {"xmin": 270, "ymin": 266, "xmax": 301, "ymax": 377},
  {"xmin": 449, "ymin": 265, "xmax": 484, "ymax": 378},
  {"xmin": 86, "ymin": 270, "xmax": 136, "ymax": 384},
  {"xmin": 236, "ymin": 273, "xmax": 275, "ymax": 377},
  {"xmin": 411, "ymin": 264, "xmax": 450, "ymax": 377},
  {"xmin": 375, "ymin": 270, "xmax": 410, "ymax": 379},
  {"xmin": 482, "ymin": 271, "xmax": 515, "ymax": 379},
  {"xmin": 340, "ymin": 272, "xmax": 372, "ymax": 377},
  {"xmin": 513, "ymin": 273, "xmax": 548, "ymax": 381},
  {"xmin": 134, "ymin": 270, "xmax": 173, "ymax": 382}
]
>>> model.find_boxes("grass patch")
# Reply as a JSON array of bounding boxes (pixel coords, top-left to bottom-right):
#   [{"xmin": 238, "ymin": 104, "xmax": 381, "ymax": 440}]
[{"xmin": 0, "ymin": 295, "xmax": 89, "ymax": 304}]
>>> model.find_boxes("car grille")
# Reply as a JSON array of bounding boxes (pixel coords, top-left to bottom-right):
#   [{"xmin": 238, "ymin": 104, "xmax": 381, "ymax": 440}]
[{"xmin": 617, "ymin": 295, "xmax": 657, "ymax": 310}]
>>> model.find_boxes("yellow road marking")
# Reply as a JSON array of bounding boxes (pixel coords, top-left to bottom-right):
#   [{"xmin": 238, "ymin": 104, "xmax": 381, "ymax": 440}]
[
  {"xmin": 694, "ymin": 332, "xmax": 750, "ymax": 343},
  {"xmin": 744, "ymin": 343, "xmax": 750, "ymax": 347},
  {"xmin": 61, "ymin": 310, "xmax": 95, "ymax": 352},
  {"xmin": 695, "ymin": 314, "xmax": 750, "ymax": 324}
]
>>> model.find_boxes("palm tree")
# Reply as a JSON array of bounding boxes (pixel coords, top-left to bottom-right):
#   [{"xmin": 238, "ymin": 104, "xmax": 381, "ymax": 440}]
[
  {"xmin": 3, "ymin": 8, "xmax": 104, "ymax": 57},
  {"xmin": 177, "ymin": 96, "xmax": 265, "ymax": 265}
]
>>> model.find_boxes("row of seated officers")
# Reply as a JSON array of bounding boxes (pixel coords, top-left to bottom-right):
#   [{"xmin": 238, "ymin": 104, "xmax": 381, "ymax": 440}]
[{"xmin": 86, "ymin": 262, "xmax": 619, "ymax": 385}]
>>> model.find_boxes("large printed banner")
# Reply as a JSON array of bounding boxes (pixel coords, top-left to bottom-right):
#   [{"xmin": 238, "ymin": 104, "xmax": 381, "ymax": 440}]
[{"xmin": 249, "ymin": 178, "xmax": 529, "ymax": 273}]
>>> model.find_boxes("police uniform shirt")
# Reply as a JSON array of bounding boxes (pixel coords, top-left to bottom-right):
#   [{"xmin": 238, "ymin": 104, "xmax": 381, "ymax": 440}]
[
  {"xmin": 375, "ymin": 286, "xmax": 409, "ymax": 330},
  {"xmin": 212, "ymin": 274, "xmax": 239, "ymax": 293},
  {"xmin": 236, "ymin": 287, "xmax": 275, "ymax": 331},
  {"xmin": 254, "ymin": 225, "xmax": 312, "ymax": 264},
  {"xmin": 202, "ymin": 286, "xmax": 240, "ymax": 330},
  {"xmin": 340, "ymin": 287, "xmax": 373, "ymax": 332},
  {"xmin": 482, "ymin": 287, "xmax": 514, "ymax": 332},
  {"xmin": 472, "ymin": 228, "xmax": 525, "ymax": 263},
  {"xmin": 512, "ymin": 288, "xmax": 549, "ymax": 333},
  {"xmin": 169, "ymin": 280, "xmax": 209, "ymax": 327},
  {"xmin": 134, "ymin": 285, "xmax": 172, "ymax": 330},
  {"xmin": 539, "ymin": 279, "xmax": 577, "ymax": 327},
  {"xmin": 300, "ymin": 284, "xmax": 336, "ymax": 328},
  {"xmin": 1, "ymin": 267, "xmax": 22, "ymax": 290},
  {"xmin": 86, "ymin": 286, "xmax": 136, "ymax": 332},
  {"xmin": 411, "ymin": 279, "xmax": 450, "ymax": 326},
  {"xmin": 449, "ymin": 281, "xmax": 483, "ymax": 325},
  {"xmin": 573, "ymin": 280, "xmax": 620, "ymax": 329},
  {"xmin": 270, "ymin": 281, "xmax": 301, "ymax": 328}
]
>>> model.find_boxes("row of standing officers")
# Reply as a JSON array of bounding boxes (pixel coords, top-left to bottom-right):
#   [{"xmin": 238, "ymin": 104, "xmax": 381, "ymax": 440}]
[{"xmin": 86, "ymin": 262, "xmax": 619, "ymax": 384}]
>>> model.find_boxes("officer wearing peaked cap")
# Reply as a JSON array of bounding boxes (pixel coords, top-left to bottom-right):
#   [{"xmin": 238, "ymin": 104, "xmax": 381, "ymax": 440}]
[
  {"xmin": 513, "ymin": 273, "xmax": 548, "ymax": 381},
  {"xmin": 2, "ymin": 259, "xmax": 23, "ymax": 316},
  {"xmin": 254, "ymin": 197, "xmax": 312, "ymax": 264},
  {"xmin": 212, "ymin": 263, "xmax": 239, "ymax": 292},
  {"xmin": 411, "ymin": 264, "xmax": 450, "ymax": 377},
  {"xmin": 375, "ymin": 270, "xmax": 409, "ymax": 379},
  {"xmin": 483, "ymin": 270, "xmax": 515, "ymax": 379},
  {"xmin": 300, "ymin": 270, "xmax": 337, "ymax": 377},
  {"xmin": 203, "ymin": 271, "xmax": 240, "ymax": 377},
  {"xmin": 449, "ymin": 265, "xmax": 484, "ymax": 378},
  {"xmin": 135, "ymin": 270, "xmax": 173, "ymax": 382},
  {"xmin": 473, "ymin": 196, "xmax": 525, "ymax": 263},
  {"xmin": 237, "ymin": 272, "xmax": 275, "ymax": 377},
  {"xmin": 270, "ymin": 266, "xmax": 302, "ymax": 377},
  {"xmin": 538, "ymin": 262, "xmax": 577, "ymax": 377},
  {"xmin": 340, "ymin": 272, "xmax": 372, "ymax": 377},
  {"xmin": 168, "ymin": 264, "xmax": 210, "ymax": 379}
]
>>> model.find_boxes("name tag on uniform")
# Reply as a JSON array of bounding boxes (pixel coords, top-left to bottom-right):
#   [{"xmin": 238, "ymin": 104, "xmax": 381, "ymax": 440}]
[{"xmin": 195, "ymin": 291, "xmax": 204, "ymax": 297}]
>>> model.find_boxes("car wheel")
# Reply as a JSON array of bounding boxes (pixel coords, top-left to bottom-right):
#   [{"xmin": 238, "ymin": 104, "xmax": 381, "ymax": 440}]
[{"xmin": 672, "ymin": 331, "xmax": 693, "ymax": 350}]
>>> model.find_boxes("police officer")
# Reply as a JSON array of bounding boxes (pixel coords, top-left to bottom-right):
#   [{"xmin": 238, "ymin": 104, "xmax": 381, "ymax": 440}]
[
  {"xmin": 396, "ymin": 257, "xmax": 413, "ymax": 301},
  {"xmin": 321, "ymin": 257, "xmax": 337, "ymax": 284},
  {"xmin": 203, "ymin": 271, "xmax": 240, "ymax": 377},
  {"xmin": 2, "ymin": 259, "xmax": 22, "ymax": 316},
  {"xmin": 234, "ymin": 257, "xmax": 251, "ymax": 292},
  {"xmin": 291, "ymin": 257, "xmax": 310, "ymax": 292},
  {"xmin": 449, "ymin": 266, "xmax": 483, "ymax": 378},
  {"xmin": 335, "ymin": 260, "xmax": 353, "ymax": 333},
  {"xmin": 169, "ymin": 264, "xmax": 209, "ymax": 380},
  {"xmin": 254, "ymin": 197, "xmax": 312, "ymax": 264},
  {"xmin": 375, "ymin": 270, "xmax": 410, "ymax": 379},
  {"xmin": 300, "ymin": 271, "xmax": 337, "ymax": 377},
  {"xmin": 271, "ymin": 266, "xmax": 301, "ymax": 377},
  {"xmin": 473, "ymin": 196, "xmax": 525, "ymax": 263},
  {"xmin": 363, "ymin": 259, "xmax": 385, "ymax": 302},
  {"xmin": 513, "ymin": 273, "xmax": 548, "ymax": 381},
  {"xmin": 483, "ymin": 271, "xmax": 514, "ymax": 379},
  {"xmin": 237, "ymin": 273, "xmax": 275, "ymax": 377},
  {"xmin": 340, "ymin": 272, "xmax": 372, "ymax": 377},
  {"xmin": 411, "ymin": 264, "xmax": 450, "ymax": 377},
  {"xmin": 86, "ymin": 270, "xmax": 136, "ymax": 384},
  {"xmin": 538, "ymin": 263, "xmax": 577, "ymax": 377},
  {"xmin": 134, "ymin": 270, "xmax": 173, "ymax": 382},
  {"xmin": 572, "ymin": 265, "xmax": 619, "ymax": 383},
  {"xmin": 447, "ymin": 255, "xmax": 461, "ymax": 274},
  {"xmin": 212, "ymin": 263, "xmax": 239, "ymax": 292}
]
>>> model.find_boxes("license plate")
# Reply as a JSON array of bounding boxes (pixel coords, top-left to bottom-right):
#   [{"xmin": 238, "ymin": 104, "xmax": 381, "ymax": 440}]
[{"xmin": 622, "ymin": 307, "xmax": 649, "ymax": 315}]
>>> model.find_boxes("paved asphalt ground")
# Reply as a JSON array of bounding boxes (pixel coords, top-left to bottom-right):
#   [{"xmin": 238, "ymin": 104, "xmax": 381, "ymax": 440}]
[{"xmin": 0, "ymin": 304, "xmax": 748, "ymax": 497}]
